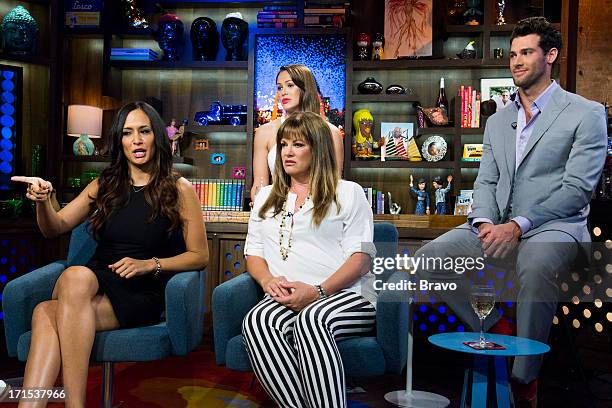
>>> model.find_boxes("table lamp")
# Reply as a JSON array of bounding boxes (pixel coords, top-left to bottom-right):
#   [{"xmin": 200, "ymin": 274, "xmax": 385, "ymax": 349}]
[{"xmin": 67, "ymin": 105, "xmax": 102, "ymax": 156}]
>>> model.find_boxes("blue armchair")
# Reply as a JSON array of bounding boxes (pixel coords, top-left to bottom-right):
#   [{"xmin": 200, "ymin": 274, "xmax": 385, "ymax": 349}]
[
  {"xmin": 2, "ymin": 222, "xmax": 206, "ymax": 408},
  {"xmin": 212, "ymin": 222, "xmax": 410, "ymax": 378}
]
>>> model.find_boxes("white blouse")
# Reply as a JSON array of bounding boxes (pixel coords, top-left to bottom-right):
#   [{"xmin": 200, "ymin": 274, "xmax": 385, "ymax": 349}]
[{"xmin": 244, "ymin": 180, "xmax": 378, "ymax": 306}]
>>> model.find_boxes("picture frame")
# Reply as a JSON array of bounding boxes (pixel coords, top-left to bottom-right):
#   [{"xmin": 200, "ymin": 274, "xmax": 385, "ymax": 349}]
[
  {"xmin": 480, "ymin": 78, "xmax": 517, "ymax": 111},
  {"xmin": 380, "ymin": 122, "xmax": 414, "ymax": 161},
  {"xmin": 210, "ymin": 153, "xmax": 225, "ymax": 165}
]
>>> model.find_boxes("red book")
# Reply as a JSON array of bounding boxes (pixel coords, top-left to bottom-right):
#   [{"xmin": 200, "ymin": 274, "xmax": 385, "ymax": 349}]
[{"xmin": 467, "ymin": 86, "xmax": 473, "ymax": 128}]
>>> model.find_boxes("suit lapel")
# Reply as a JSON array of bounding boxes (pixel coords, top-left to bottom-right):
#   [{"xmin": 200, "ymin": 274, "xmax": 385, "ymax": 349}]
[
  {"xmin": 503, "ymin": 104, "xmax": 518, "ymax": 180},
  {"xmin": 517, "ymin": 87, "xmax": 570, "ymax": 169}
]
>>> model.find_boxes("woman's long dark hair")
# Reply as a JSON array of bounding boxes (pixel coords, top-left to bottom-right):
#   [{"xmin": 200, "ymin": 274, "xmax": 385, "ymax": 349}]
[{"xmin": 89, "ymin": 101, "xmax": 181, "ymax": 239}]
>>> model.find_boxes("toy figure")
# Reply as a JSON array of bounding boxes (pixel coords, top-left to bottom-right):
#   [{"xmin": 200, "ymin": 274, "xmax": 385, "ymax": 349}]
[
  {"xmin": 409, "ymin": 174, "xmax": 430, "ymax": 215},
  {"xmin": 166, "ymin": 118, "xmax": 187, "ymax": 156},
  {"xmin": 372, "ymin": 33, "xmax": 384, "ymax": 61},
  {"xmin": 352, "ymin": 109, "xmax": 382, "ymax": 159},
  {"xmin": 356, "ymin": 32, "xmax": 371, "ymax": 61},
  {"xmin": 433, "ymin": 175, "xmax": 453, "ymax": 214}
]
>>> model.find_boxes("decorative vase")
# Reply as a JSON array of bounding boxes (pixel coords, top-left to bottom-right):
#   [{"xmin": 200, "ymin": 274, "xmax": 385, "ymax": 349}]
[
  {"xmin": 156, "ymin": 13, "xmax": 184, "ymax": 62},
  {"xmin": 358, "ymin": 77, "xmax": 383, "ymax": 94},
  {"xmin": 385, "ymin": 84, "xmax": 406, "ymax": 94},
  {"xmin": 221, "ymin": 12, "xmax": 248, "ymax": 61},
  {"xmin": 191, "ymin": 17, "xmax": 219, "ymax": 61},
  {"xmin": 73, "ymin": 134, "xmax": 95, "ymax": 156},
  {"xmin": 0, "ymin": 5, "xmax": 39, "ymax": 56}
]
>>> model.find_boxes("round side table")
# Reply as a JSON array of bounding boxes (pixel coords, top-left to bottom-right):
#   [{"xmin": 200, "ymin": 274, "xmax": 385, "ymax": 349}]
[{"xmin": 428, "ymin": 332, "xmax": 550, "ymax": 408}]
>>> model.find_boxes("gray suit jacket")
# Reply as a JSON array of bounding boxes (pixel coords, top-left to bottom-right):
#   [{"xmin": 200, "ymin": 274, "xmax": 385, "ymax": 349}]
[{"xmin": 468, "ymin": 86, "xmax": 608, "ymax": 241}]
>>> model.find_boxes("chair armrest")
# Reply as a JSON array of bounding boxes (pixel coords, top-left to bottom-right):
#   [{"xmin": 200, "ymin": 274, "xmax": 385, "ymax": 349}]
[
  {"xmin": 2, "ymin": 261, "xmax": 66, "ymax": 357},
  {"xmin": 212, "ymin": 272, "xmax": 261, "ymax": 365},
  {"xmin": 165, "ymin": 269, "xmax": 206, "ymax": 356},
  {"xmin": 376, "ymin": 271, "xmax": 411, "ymax": 374}
]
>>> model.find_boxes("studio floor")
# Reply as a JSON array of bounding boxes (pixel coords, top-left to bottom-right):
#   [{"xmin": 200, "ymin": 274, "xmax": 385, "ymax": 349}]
[{"xmin": 1, "ymin": 335, "xmax": 611, "ymax": 407}]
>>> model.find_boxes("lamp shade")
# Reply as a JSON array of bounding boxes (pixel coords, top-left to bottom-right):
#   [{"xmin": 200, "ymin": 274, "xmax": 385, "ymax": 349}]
[{"xmin": 67, "ymin": 105, "xmax": 103, "ymax": 138}]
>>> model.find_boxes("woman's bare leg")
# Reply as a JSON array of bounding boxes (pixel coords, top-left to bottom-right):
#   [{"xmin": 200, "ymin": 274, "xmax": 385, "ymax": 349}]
[
  {"xmin": 18, "ymin": 301, "xmax": 61, "ymax": 408},
  {"xmin": 54, "ymin": 266, "xmax": 119, "ymax": 408}
]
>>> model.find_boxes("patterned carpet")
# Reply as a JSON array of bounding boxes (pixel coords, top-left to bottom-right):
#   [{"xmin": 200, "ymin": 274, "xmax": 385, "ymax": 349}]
[{"xmin": 4, "ymin": 348, "xmax": 374, "ymax": 407}]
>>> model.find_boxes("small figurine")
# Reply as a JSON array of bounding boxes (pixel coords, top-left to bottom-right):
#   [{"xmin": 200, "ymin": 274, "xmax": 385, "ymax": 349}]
[
  {"xmin": 387, "ymin": 192, "xmax": 401, "ymax": 215},
  {"xmin": 356, "ymin": 32, "xmax": 371, "ymax": 61},
  {"xmin": 410, "ymin": 174, "xmax": 430, "ymax": 215},
  {"xmin": 166, "ymin": 118, "xmax": 187, "ymax": 156},
  {"xmin": 0, "ymin": 5, "xmax": 39, "ymax": 56},
  {"xmin": 352, "ymin": 109, "xmax": 382, "ymax": 159},
  {"xmin": 433, "ymin": 175, "xmax": 453, "ymax": 215},
  {"xmin": 372, "ymin": 33, "xmax": 384, "ymax": 61}
]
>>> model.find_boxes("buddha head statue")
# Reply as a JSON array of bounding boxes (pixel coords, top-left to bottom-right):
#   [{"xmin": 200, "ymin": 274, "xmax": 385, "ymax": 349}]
[{"xmin": 1, "ymin": 5, "xmax": 39, "ymax": 55}]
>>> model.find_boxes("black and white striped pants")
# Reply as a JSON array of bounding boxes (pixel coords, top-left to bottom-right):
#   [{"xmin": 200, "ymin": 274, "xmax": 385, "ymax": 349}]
[{"xmin": 242, "ymin": 290, "xmax": 376, "ymax": 408}]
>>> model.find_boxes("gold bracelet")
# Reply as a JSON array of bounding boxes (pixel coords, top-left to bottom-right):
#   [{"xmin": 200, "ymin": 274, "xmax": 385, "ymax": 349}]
[{"xmin": 152, "ymin": 257, "xmax": 161, "ymax": 277}]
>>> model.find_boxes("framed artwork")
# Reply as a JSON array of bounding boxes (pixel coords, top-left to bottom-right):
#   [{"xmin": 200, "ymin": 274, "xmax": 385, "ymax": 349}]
[
  {"xmin": 380, "ymin": 122, "xmax": 414, "ymax": 161},
  {"xmin": 0, "ymin": 64, "xmax": 22, "ymax": 194},
  {"xmin": 211, "ymin": 153, "xmax": 225, "ymax": 165},
  {"xmin": 232, "ymin": 166, "xmax": 246, "ymax": 179},
  {"xmin": 254, "ymin": 33, "xmax": 346, "ymax": 130},
  {"xmin": 480, "ymin": 78, "xmax": 517, "ymax": 111},
  {"xmin": 384, "ymin": 0, "xmax": 433, "ymax": 59},
  {"xmin": 421, "ymin": 135, "xmax": 447, "ymax": 162}
]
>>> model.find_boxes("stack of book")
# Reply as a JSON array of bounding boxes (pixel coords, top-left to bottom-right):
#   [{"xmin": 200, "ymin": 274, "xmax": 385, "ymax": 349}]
[
  {"xmin": 459, "ymin": 85, "xmax": 481, "ymax": 128},
  {"xmin": 110, "ymin": 48, "xmax": 158, "ymax": 61},
  {"xmin": 363, "ymin": 186, "xmax": 386, "ymax": 215},
  {"xmin": 304, "ymin": 1, "xmax": 350, "ymax": 28},
  {"xmin": 257, "ymin": 5, "xmax": 298, "ymax": 28},
  {"xmin": 188, "ymin": 179, "xmax": 246, "ymax": 211}
]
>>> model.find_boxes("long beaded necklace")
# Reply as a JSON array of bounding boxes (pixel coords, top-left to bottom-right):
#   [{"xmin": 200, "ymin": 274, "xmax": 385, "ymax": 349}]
[{"xmin": 279, "ymin": 193, "xmax": 310, "ymax": 261}]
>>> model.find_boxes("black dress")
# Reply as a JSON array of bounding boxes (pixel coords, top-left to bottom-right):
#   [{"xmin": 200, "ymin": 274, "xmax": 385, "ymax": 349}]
[{"xmin": 85, "ymin": 188, "xmax": 175, "ymax": 328}]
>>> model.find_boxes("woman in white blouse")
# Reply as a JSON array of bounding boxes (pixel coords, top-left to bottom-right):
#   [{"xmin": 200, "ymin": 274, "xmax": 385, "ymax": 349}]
[
  {"xmin": 243, "ymin": 111, "xmax": 376, "ymax": 408},
  {"xmin": 250, "ymin": 64, "xmax": 344, "ymax": 204}
]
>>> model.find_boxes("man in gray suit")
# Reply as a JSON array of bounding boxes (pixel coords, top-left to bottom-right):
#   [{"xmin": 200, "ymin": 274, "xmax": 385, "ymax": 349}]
[{"xmin": 415, "ymin": 17, "xmax": 607, "ymax": 406}]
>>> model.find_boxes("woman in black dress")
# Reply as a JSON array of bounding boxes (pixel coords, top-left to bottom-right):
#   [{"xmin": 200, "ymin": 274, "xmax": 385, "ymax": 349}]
[{"xmin": 12, "ymin": 101, "xmax": 208, "ymax": 408}]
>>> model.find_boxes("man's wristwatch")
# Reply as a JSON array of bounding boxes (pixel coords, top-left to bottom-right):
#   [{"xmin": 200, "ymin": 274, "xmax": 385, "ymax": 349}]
[{"xmin": 315, "ymin": 284, "xmax": 327, "ymax": 299}]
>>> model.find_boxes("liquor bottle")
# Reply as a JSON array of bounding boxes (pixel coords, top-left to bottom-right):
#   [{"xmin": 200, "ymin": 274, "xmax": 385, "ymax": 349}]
[{"xmin": 436, "ymin": 77, "xmax": 449, "ymax": 118}]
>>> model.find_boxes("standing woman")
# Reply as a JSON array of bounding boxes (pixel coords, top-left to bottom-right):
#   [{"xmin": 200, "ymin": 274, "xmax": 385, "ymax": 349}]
[
  {"xmin": 11, "ymin": 101, "xmax": 208, "ymax": 408},
  {"xmin": 251, "ymin": 64, "xmax": 344, "ymax": 203},
  {"xmin": 243, "ymin": 111, "xmax": 376, "ymax": 408}
]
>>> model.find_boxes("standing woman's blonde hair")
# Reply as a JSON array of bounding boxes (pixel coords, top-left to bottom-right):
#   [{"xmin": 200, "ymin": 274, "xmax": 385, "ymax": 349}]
[
  {"xmin": 276, "ymin": 64, "xmax": 321, "ymax": 114},
  {"xmin": 259, "ymin": 111, "xmax": 339, "ymax": 227}
]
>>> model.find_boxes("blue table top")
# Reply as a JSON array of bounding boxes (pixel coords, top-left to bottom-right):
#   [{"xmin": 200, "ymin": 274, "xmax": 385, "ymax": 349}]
[{"xmin": 428, "ymin": 332, "xmax": 550, "ymax": 356}]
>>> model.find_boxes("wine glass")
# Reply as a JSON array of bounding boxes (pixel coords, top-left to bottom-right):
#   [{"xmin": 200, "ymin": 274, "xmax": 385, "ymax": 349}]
[{"xmin": 469, "ymin": 285, "xmax": 496, "ymax": 348}]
